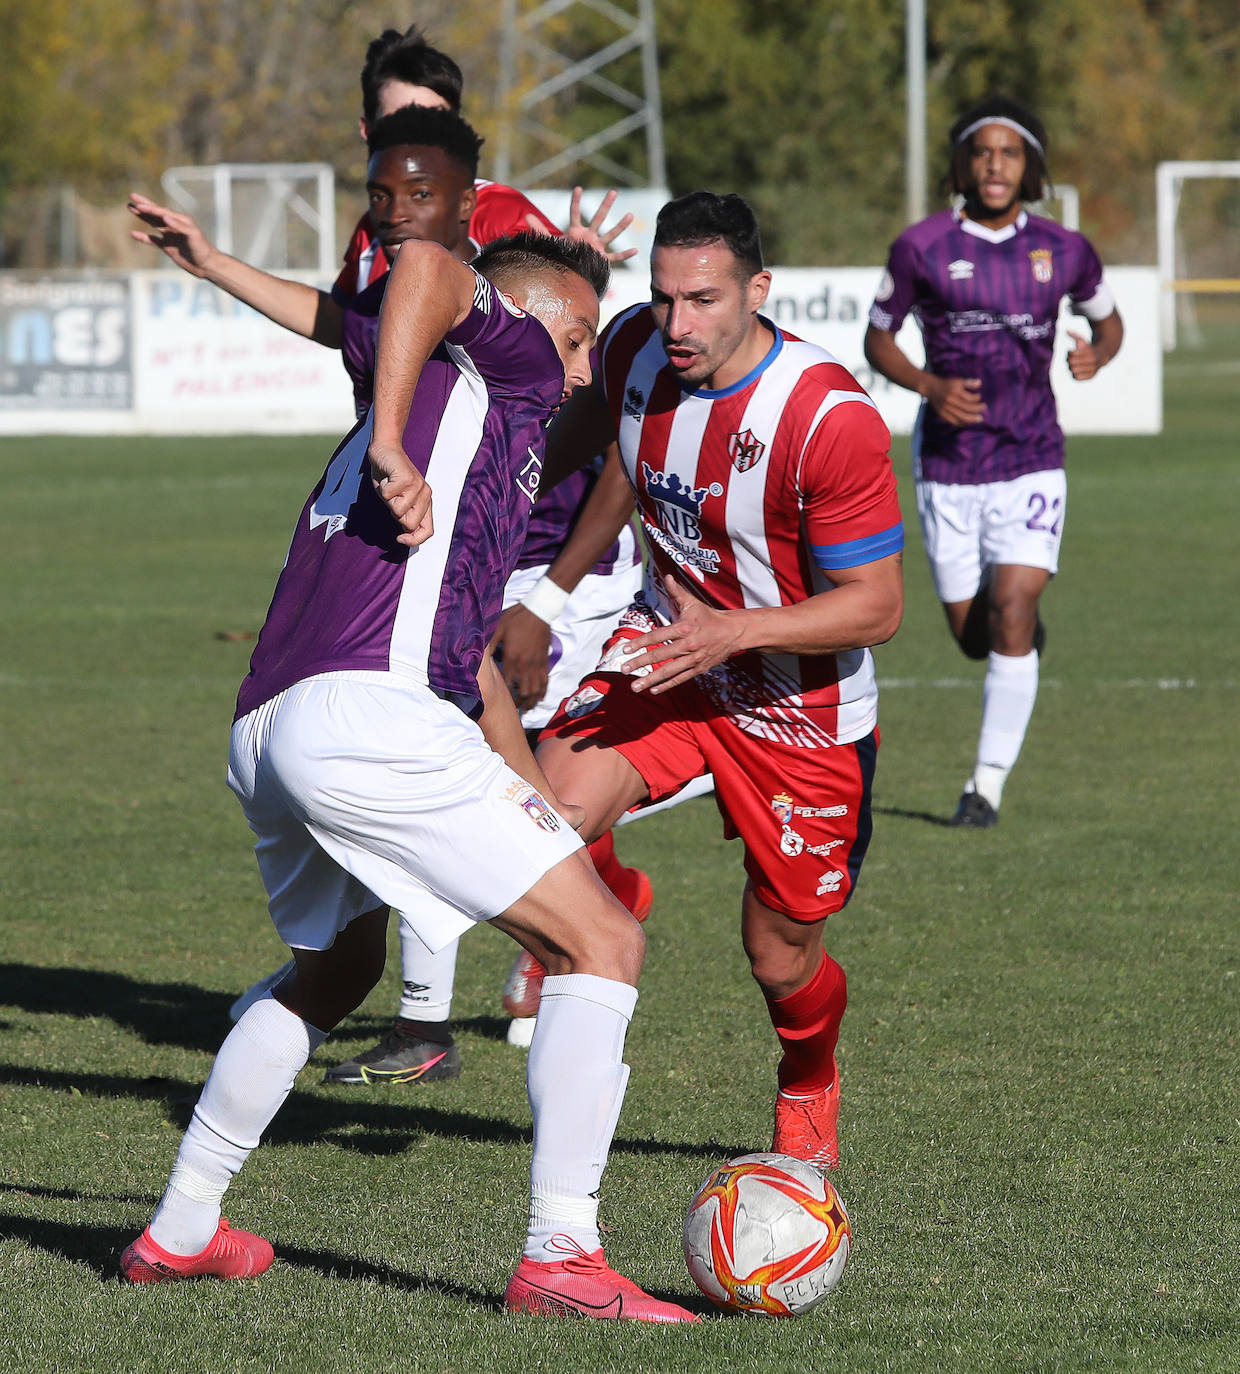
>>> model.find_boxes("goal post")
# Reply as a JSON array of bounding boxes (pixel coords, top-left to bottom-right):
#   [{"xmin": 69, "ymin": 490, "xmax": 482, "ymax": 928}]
[
  {"xmin": 1156, "ymin": 160, "xmax": 1240, "ymax": 350},
  {"xmin": 159, "ymin": 163, "xmax": 337, "ymax": 275}
]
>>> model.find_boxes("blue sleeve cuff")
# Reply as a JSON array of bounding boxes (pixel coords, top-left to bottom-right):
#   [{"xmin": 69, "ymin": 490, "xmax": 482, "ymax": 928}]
[{"xmin": 811, "ymin": 521, "xmax": 905, "ymax": 570}]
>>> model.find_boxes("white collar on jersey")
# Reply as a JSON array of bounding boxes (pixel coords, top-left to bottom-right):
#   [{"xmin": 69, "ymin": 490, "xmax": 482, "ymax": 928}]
[{"xmin": 953, "ymin": 205, "xmax": 1028, "ymax": 244}]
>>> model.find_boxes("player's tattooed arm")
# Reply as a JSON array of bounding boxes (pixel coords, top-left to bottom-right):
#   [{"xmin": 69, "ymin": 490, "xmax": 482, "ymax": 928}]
[
  {"xmin": 127, "ymin": 192, "xmax": 343, "ymax": 347},
  {"xmin": 863, "ymin": 324, "xmax": 985, "ymax": 426},
  {"xmin": 1067, "ymin": 309, "xmax": 1123, "ymax": 380},
  {"xmin": 368, "ymin": 242, "xmax": 478, "ymax": 546}
]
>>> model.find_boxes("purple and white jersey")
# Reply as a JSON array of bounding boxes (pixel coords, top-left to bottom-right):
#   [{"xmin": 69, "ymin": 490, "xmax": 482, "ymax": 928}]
[
  {"xmin": 235, "ymin": 269, "xmax": 564, "ymax": 723},
  {"xmin": 869, "ymin": 208, "xmax": 1115, "ymax": 484},
  {"xmin": 342, "ymin": 275, "xmax": 636, "ymax": 578}
]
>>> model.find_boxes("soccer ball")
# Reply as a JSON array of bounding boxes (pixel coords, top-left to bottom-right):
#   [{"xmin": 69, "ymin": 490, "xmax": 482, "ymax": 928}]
[{"xmin": 682, "ymin": 1152, "xmax": 851, "ymax": 1317}]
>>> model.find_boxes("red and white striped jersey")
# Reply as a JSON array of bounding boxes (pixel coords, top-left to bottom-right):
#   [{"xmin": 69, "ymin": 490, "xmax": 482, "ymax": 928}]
[{"xmin": 599, "ymin": 305, "xmax": 904, "ymax": 749}]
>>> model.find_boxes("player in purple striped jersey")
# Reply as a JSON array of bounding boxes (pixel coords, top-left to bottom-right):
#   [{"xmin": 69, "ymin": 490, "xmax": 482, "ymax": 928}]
[
  {"xmin": 864, "ymin": 97, "xmax": 1123, "ymax": 827},
  {"xmin": 119, "ymin": 233, "xmax": 698, "ymax": 1322},
  {"xmin": 154, "ymin": 102, "xmax": 648, "ymax": 1080}
]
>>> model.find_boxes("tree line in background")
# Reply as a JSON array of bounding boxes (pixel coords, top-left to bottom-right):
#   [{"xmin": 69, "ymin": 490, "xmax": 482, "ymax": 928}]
[{"xmin": 0, "ymin": 0, "xmax": 1236, "ymax": 269}]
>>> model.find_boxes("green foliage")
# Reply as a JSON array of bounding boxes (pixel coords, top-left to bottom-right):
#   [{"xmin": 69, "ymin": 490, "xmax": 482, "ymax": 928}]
[
  {"xmin": 513, "ymin": 0, "xmax": 1240, "ymax": 262},
  {"xmin": 1, "ymin": 1, "xmax": 1237, "ymax": 262}
]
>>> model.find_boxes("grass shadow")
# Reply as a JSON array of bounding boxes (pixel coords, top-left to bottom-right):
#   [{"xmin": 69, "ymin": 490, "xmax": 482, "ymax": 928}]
[
  {"xmin": 0, "ymin": 1210, "xmax": 140, "ymax": 1281},
  {"xmin": 0, "ymin": 1062, "xmax": 743, "ymax": 1162},
  {"xmin": 872, "ymin": 804, "xmax": 956, "ymax": 827},
  {"xmin": 0, "ymin": 962, "xmax": 236, "ymax": 1054}
]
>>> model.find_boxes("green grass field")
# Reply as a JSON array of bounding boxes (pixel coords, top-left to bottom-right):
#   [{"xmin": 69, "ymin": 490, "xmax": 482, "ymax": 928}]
[{"xmin": 1, "ymin": 342, "xmax": 1236, "ymax": 1372}]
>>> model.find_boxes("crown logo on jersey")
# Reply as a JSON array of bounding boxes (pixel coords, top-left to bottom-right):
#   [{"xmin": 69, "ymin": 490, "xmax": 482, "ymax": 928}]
[
  {"xmin": 1029, "ymin": 248, "xmax": 1053, "ymax": 283},
  {"xmin": 728, "ymin": 428, "xmax": 766, "ymax": 473},
  {"xmin": 643, "ymin": 465, "xmax": 711, "ymax": 517}
]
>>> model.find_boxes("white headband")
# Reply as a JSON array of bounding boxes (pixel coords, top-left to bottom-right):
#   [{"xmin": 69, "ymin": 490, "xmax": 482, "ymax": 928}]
[{"xmin": 955, "ymin": 115, "xmax": 1043, "ymax": 157}]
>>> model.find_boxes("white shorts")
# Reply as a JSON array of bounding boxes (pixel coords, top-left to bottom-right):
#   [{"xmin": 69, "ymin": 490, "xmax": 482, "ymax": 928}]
[
  {"xmin": 502, "ymin": 558, "xmax": 643, "ymax": 729},
  {"xmin": 915, "ymin": 469, "xmax": 1067, "ymax": 604},
  {"xmin": 227, "ymin": 672, "xmax": 583, "ymax": 954}
]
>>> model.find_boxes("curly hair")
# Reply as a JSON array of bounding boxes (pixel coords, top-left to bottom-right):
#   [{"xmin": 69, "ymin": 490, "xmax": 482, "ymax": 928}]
[
  {"xmin": 944, "ymin": 96, "xmax": 1051, "ymax": 203},
  {"xmin": 366, "ymin": 107, "xmax": 483, "ymax": 181}
]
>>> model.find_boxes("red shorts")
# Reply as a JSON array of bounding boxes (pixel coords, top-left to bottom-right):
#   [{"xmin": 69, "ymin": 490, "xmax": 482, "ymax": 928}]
[{"xmin": 544, "ymin": 672, "xmax": 878, "ymax": 922}]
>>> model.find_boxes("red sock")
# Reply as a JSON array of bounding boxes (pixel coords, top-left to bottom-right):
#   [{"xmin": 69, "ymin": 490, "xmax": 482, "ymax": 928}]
[
  {"xmin": 766, "ymin": 952, "xmax": 847, "ymax": 1096},
  {"xmin": 587, "ymin": 831, "xmax": 651, "ymax": 921}
]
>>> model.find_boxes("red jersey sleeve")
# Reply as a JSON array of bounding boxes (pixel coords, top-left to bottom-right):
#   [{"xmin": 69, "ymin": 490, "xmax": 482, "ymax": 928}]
[
  {"xmin": 469, "ymin": 181, "xmax": 561, "ymax": 245},
  {"xmin": 798, "ymin": 396, "xmax": 904, "ymax": 570}
]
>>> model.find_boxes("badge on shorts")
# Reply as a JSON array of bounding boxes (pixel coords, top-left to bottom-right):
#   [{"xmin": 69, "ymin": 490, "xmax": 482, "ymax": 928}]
[
  {"xmin": 771, "ymin": 791, "xmax": 795, "ymax": 825},
  {"xmin": 504, "ymin": 781, "xmax": 561, "ymax": 832},
  {"xmin": 780, "ymin": 826, "xmax": 805, "ymax": 856}
]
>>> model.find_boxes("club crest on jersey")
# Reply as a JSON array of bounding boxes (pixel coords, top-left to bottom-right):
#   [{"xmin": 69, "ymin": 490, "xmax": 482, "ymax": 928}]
[
  {"xmin": 771, "ymin": 791, "xmax": 795, "ymax": 825},
  {"xmin": 623, "ymin": 385, "xmax": 645, "ymax": 418},
  {"xmin": 1029, "ymin": 249, "xmax": 1053, "ymax": 283},
  {"xmin": 728, "ymin": 428, "xmax": 766, "ymax": 473},
  {"xmin": 503, "ymin": 781, "xmax": 561, "ymax": 832}
]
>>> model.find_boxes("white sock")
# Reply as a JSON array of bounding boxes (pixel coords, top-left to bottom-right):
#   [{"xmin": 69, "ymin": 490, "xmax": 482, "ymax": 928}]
[
  {"xmin": 148, "ymin": 997, "xmax": 327, "ymax": 1255},
  {"xmin": 398, "ymin": 919, "xmax": 458, "ymax": 1022},
  {"xmin": 524, "ymin": 973, "xmax": 638, "ymax": 1261},
  {"xmin": 970, "ymin": 649, "xmax": 1040, "ymax": 809}
]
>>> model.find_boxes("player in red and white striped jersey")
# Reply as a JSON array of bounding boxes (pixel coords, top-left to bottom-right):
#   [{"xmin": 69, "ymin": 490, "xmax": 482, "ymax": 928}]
[{"xmin": 537, "ymin": 192, "xmax": 905, "ymax": 1170}]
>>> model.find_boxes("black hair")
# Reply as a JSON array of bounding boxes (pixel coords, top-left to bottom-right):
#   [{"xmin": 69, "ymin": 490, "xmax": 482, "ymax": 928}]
[
  {"xmin": 366, "ymin": 107, "xmax": 483, "ymax": 181},
  {"xmin": 360, "ymin": 25, "xmax": 464, "ymax": 124},
  {"xmin": 652, "ymin": 191, "xmax": 763, "ymax": 278},
  {"xmin": 945, "ymin": 96, "xmax": 1050, "ymax": 203},
  {"xmin": 473, "ymin": 231, "xmax": 610, "ymax": 302}
]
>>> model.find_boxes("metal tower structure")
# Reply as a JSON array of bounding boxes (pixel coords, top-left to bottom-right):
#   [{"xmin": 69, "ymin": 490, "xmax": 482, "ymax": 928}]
[{"xmin": 495, "ymin": 0, "xmax": 666, "ymax": 190}]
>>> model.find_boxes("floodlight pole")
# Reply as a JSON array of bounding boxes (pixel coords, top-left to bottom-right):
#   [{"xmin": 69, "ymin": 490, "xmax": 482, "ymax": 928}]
[
  {"xmin": 906, "ymin": 0, "xmax": 927, "ymax": 224},
  {"xmin": 495, "ymin": 0, "xmax": 665, "ymax": 189}
]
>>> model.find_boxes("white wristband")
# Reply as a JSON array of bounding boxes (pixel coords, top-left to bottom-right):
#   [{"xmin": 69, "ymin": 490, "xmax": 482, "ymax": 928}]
[{"xmin": 520, "ymin": 575, "xmax": 570, "ymax": 625}]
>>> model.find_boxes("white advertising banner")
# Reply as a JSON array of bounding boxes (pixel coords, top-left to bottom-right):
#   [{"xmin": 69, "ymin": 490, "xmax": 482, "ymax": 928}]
[
  {"xmin": 130, "ymin": 271, "xmax": 355, "ymax": 434},
  {"xmin": 600, "ymin": 264, "xmax": 1161, "ymax": 437},
  {"xmin": 0, "ymin": 264, "xmax": 1159, "ymax": 436}
]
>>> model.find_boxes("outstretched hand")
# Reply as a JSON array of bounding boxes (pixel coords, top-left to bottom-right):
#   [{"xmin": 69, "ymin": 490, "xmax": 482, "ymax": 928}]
[
  {"xmin": 525, "ymin": 186, "xmax": 636, "ymax": 265},
  {"xmin": 621, "ymin": 574, "xmax": 744, "ymax": 694},
  {"xmin": 367, "ymin": 440, "xmax": 433, "ymax": 547},
  {"xmin": 127, "ymin": 192, "xmax": 216, "ymax": 277}
]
